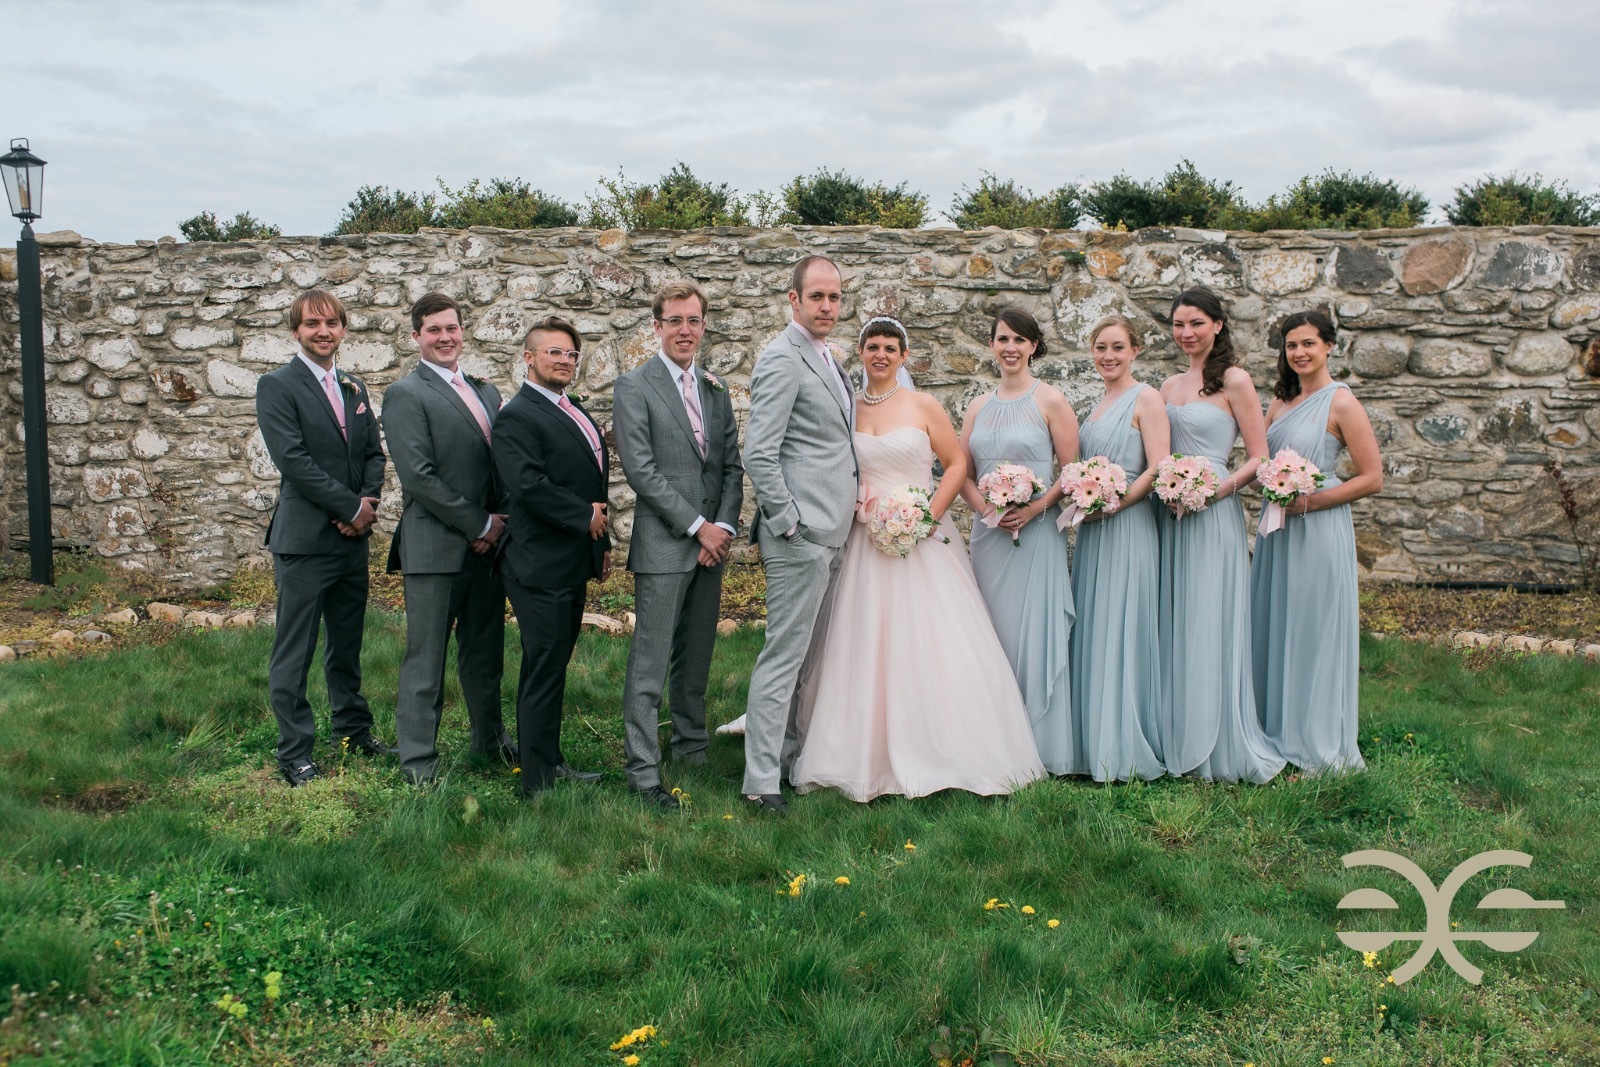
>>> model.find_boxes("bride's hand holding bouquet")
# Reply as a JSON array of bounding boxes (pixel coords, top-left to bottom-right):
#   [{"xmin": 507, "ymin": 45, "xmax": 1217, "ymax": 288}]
[{"xmin": 862, "ymin": 484, "xmax": 949, "ymax": 559}]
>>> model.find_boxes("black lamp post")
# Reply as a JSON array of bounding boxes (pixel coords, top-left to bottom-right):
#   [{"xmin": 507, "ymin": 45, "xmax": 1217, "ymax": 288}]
[{"xmin": 1, "ymin": 137, "xmax": 51, "ymax": 585}]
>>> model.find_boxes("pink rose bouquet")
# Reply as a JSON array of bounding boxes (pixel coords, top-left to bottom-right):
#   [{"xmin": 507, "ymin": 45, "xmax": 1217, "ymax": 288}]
[
  {"xmin": 864, "ymin": 485, "xmax": 948, "ymax": 558},
  {"xmin": 977, "ymin": 462, "xmax": 1047, "ymax": 545},
  {"xmin": 1153, "ymin": 453, "xmax": 1220, "ymax": 520},
  {"xmin": 1055, "ymin": 456, "xmax": 1129, "ymax": 530},
  {"xmin": 1255, "ymin": 448, "xmax": 1326, "ymax": 536}
]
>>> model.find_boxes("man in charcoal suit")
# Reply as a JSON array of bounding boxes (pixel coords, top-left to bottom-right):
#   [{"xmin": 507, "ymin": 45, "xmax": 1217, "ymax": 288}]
[
  {"xmin": 382, "ymin": 291, "xmax": 514, "ymax": 785},
  {"xmin": 492, "ymin": 315, "xmax": 611, "ymax": 797},
  {"xmin": 255, "ymin": 289, "xmax": 392, "ymax": 787},
  {"xmin": 612, "ymin": 281, "xmax": 744, "ymax": 810},
  {"xmin": 740, "ymin": 255, "xmax": 859, "ymax": 814}
]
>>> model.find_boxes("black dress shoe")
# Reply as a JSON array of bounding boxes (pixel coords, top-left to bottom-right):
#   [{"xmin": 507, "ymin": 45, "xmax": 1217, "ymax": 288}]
[
  {"xmin": 280, "ymin": 760, "xmax": 320, "ymax": 787},
  {"xmin": 342, "ymin": 734, "xmax": 396, "ymax": 757},
  {"xmin": 631, "ymin": 784, "xmax": 681, "ymax": 811},
  {"xmin": 745, "ymin": 792, "xmax": 789, "ymax": 815},
  {"xmin": 553, "ymin": 762, "xmax": 602, "ymax": 784}
]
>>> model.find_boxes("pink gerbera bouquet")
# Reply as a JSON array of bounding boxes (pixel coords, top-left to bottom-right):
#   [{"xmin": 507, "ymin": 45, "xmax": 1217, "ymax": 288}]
[
  {"xmin": 1153, "ymin": 453, "xmax": 1220, "ymax": 520},
  {"xmin": 1055, "ymin": 456, "xmax": 1129, "ymax": 530},
  {"xmin": 1256, "ymin": 448, "xmax": 1326, "ymax": 537},
  {"xmin": 977, "ymin": 462, "xmax": 1047, "ymax": 545},
  {"xmin": 865, "ymin": 485, "xmax": 948, "ymax": 558}
]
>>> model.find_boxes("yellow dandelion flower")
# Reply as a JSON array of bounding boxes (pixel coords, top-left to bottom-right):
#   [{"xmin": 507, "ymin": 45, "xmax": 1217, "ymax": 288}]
[
  {"xmin": 512, "ymin": 767, "xmax": 521, "ymax": 774},
  {"xmin": 858, "ymin": 911, "xmax": 866, "ymax": 917},
  {"xmin": 904, "ymin": 840, "xmax": 916, "ymax": 851},
  {"xmin": 1385, "ymin": 975, "xmax": 1395, "ymax": 984},
  {"xmin": 1379, "ymin": 1004, "xmax": 1387, "ymax": 1011},
  {"xmin": 1021, "ymin": 905, "xmax": 1035, "ymax": 915},
  {"xmin": 722, "ymin": 814, "xmax": 733, "ymax": 820},
  {"xmin": 623, "ymin": 1056, "xmax": 640, "ymax": 1067},
  {"xmin": 983, "ymin": 898, "xmax": 999, "ymax": 910},
  {"xmin": 1451, "ymin": 920, "xmax": 1459, "ymax": 929},
  {"xmin": 835, "ymin": 876, "xmax": 850, "ymax": 885},
  {"xmin": 1047, "ymin": 919, "xmax": 1061, "ymax": 929},
  {"xmin": 1324, "ymin": 1058, "xmax": 1334, "ymax": 1065},
  {"xmin": 995, "ymin": 902, "xmax": 1010, "ymax": 909},
  {"xmin": 1363, "ymin": 951, "xmax": 1377, "ymax": 968}
]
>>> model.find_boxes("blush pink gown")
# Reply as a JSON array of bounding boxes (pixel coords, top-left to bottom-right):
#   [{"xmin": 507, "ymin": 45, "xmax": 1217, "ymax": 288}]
[{"xmin": 789, "ymin": 427, "xmax": 1046, "ymax": 801}]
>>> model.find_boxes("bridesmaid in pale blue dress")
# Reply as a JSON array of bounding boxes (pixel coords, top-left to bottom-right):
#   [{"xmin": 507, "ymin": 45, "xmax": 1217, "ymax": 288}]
[
  {"xmin": 959, "ymin": 307, "xmax": 1081, "ymax": 774},
  {"xmin": 1156, "ymin": 287, "xmax": 1285, "ymax": 784},
  {"xmin": 1251, "ymin": 311, "xmax": 1384, "ymax": 773},
  {"xmin": 1069, "ymin": 316, "xmax": 1169, "ymax": 781}
]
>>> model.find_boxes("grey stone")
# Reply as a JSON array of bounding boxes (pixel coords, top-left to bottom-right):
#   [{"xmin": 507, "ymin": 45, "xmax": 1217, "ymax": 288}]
[
  {"xmin": 1351, "ymin": 334, "xmax": 1410, "ymax": 378},
  {"xmin": 1504, "ymin": 333, "xmax": 1573, "ymax": 376},
  {"xmin": 1479, "ymin": 397, "xmax": 1542, "ymax": 445},
  {"xmin": 1416, "ymin": 412, "xmax": 1470, "ymax": 444},
  {"xmin": 1479, "ymin": 241, "xmax": 1562, "ymax": 291},
  {"xmin": 1408, "ymin": 338, "xmax": 1492, "ymax": 378},
  {"xmin": 1334, "ymin": 246, "xmax": 1393, "ymax": 291}
]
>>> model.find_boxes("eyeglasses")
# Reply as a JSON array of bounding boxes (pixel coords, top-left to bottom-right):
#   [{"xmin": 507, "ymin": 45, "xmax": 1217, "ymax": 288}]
[
  {"xmin": 536, "ymin": 346, "xmax": 581, "ymax": 362},
  {"xmin": 655, "ymin": 316, "xmax": 705, "ymax": 329}
]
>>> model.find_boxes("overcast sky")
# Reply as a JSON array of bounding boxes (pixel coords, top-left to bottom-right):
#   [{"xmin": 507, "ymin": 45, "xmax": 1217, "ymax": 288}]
[{"xmin": 5, "ymin": 0, "xmax": 1598, "ymax": 242}]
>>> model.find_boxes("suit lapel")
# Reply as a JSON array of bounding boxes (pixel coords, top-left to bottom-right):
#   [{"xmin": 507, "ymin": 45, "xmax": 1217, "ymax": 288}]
[
  {"xmin": 643, "ymin": 357, "xmax": 701, "ymax": 457},
  {"xmin": 789, "ymin": 324, "xmax": 852, "ymax": 428},
  {"xmin": 291, "ymin": 357, "xmax": 348, "ymax": 441},
  {"xmin": 528, "ymin": 384, "xmax": 602, "ymax": 468},
  {"xmin": 421, "ymin": 364, "xmax": 490, "ymax": 443}
]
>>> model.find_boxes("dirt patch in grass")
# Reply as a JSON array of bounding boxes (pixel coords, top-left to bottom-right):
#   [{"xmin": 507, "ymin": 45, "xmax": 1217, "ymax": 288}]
[
  {"xmin": 45, "ymin": 781, "xmax": 151, "ymax": 815},
  {"xmin": 1360, "ymin": 583, "xmax": 1600, "ymax": 644}
]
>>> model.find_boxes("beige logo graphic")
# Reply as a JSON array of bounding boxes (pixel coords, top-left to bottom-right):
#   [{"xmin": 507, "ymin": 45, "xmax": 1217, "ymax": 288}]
[{"xmin": 1336, "ymin": 849, "xmax": 1565, "ymax": 984}]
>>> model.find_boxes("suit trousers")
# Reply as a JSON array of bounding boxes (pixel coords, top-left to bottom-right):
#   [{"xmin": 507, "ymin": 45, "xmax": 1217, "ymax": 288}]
[
  {"xmin": 504, "ymin": 577, "xmax": 584, "ymax": 794},
  {"xmin": 395, "ymin": 552, "xmax": 510, "ymax": 782},
  {"xmin": 620, "ymin": 564, "xmax": 723, "ymax": 790},
  {"xmin": 741, "ymin": 527, "xmax": 842, "ymax": 795},
  {"xmin": 268, "ymin": 540, "xmax": 375, "ymax": 766}
]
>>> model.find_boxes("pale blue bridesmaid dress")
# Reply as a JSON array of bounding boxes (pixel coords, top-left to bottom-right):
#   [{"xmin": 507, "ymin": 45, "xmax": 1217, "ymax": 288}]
[
  {"xmin": 1156, "ymin": 402, "xmax": 1285, "ymax": 783},
  {"xmin": 1250, "ymin": 383, "xmax": 1365, "ymax": 773},
  {"xmin": 969, "ymin": 384, "xmax": 1077, "ymax": 774},
  {"xmin": 1069, "ymin": 385, "xmax": 1164, "ymax": 781}
]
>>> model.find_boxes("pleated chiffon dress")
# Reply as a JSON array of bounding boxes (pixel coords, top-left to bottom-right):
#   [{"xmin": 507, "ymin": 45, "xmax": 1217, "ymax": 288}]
[
  {"xmin": 1068, "ymin": 384, "xmax": 1164, "ymax": 781},
  {"xmin": 968, "ymin": 383, "xmax": 1078, "ymax": 774},
  {"xmin": 1156, "ymin": 401, "xmax": 1285, "ymax": 784},
  {"xmin": 1250, "ymin": 383, "xmax": 1365, "ymax": 774}
]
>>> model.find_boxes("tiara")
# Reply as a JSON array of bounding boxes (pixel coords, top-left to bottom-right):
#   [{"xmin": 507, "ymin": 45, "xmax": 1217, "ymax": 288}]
[{"xmin": 858, "ymin": 315, "xmax": 908, "ymax": 343}]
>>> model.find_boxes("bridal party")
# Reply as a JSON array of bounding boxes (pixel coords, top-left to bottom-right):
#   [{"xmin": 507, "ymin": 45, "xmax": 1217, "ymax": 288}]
[{"xmin": 255, "ymin": 256, "xmax": 1383, "ymax": 812}]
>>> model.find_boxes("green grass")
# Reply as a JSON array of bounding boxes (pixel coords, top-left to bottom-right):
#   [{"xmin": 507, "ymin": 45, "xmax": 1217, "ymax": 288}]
[{"xmin": 0, "ymin": 626, "xmax": 1595, "ymax": 1065}]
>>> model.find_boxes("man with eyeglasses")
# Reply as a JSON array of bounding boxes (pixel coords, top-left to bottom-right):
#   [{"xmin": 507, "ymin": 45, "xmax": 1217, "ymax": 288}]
[
  {"xmin": 611, "ymin": 281, "xmax": 744, "ymax": 810},
  {"xmin": 492, "ymin": 315, "xmax": 611, "ymax": 798}
]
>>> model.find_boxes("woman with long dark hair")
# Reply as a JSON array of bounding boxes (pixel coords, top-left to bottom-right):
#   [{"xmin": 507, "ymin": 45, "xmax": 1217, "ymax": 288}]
[
  {"xmin": 1155, "ymin": 287, "xmax": 1284, "ymax": 783},
  {"xmin": 1250, "ymin": 310, "xmax": 1383, "ymax": 773}
]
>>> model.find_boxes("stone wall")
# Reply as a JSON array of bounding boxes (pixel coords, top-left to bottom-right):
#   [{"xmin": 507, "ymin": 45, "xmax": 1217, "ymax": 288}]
[{"xmin": 1, "ymin": 224, "xmax": 1597, "ymax": 590}]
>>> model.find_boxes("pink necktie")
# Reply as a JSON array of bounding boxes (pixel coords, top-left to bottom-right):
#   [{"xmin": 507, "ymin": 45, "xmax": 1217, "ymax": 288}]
[
  {"xmin": 558, "ymin": 394, "xmax": 603, "ymax": 466},
  {"xmin": 680, "ymin": 369, "xmax": 706, "ymax": 457},
  {"xmin": 451, "ymin": 373, "xmax": 491, "ymax": 441},
  {"xmin": 821, "ymin": 348, "xmax": 852, "ymax": 412},
  {"xmin": 322, "ymin": 372, "xmax": 346, "ymax": 439}
]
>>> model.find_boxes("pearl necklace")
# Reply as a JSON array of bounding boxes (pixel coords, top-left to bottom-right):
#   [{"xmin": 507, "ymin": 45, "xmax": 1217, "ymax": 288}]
[{"xmin": 861, "ymin": 383, "xmax": 899, "ymax": 405}]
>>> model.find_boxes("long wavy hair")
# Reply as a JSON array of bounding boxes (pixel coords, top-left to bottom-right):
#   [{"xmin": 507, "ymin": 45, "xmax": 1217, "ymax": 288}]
[
  {"xmin": 1169, "ymin": 287, "xmax": 1235, "ymax": 397},
  {"xmin": 1273, "ymin": 310, "xmax": 1337, "ymax": 402}
]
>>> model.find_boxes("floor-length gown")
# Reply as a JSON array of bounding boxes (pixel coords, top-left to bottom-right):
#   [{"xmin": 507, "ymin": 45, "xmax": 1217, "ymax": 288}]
[
  {"xmin": 1069, "ymin": 385, "xmax": 1165, "ymax": 781},
  {"xmin": 790, "ymin": 427, "xmax": 1046, "ymax": 801},
  {"xmin": 1156, "ymin": 402, "xmax": 1285, "ymax": 784},
  {"xmin": 968, "ymin": 384, "xmax": 1077, "ymax": 774},
  {"xmin": 1250, "ymin": 383, "xmax": 1364, "ymax": 773}
]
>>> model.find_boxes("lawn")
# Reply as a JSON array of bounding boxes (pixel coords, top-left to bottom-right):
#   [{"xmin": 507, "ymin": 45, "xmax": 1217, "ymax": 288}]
[{"xmin": 0, "ymin": 622, "xmax": 1595, "ymax": 1066}]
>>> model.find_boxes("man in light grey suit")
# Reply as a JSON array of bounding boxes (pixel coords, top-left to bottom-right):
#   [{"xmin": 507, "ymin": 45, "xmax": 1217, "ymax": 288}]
[
  {"xmin": 613, "ymin": 281, "xmax": 744, "ymax": 810},
  {"xmin": 740, "ymin": 256, "xmax": 859, "ymax": 813},
  {"xmin": 382, "ymin": 291, "xmax": 513, "ymax": 785}
]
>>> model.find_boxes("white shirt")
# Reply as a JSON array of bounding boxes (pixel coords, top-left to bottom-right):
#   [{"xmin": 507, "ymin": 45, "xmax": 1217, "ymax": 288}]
[
  {"xmin": 419, "ymin": 358, "xmax": 494, "ymax": 539},
  {"xmin": 657, "ymin": 350, "xmax": 737, "ymax": 539},
  {"xmin": 792, "ymin": 320, "xmax": 853, "ymax": 414},
  {"xmin": 296, "ymin": 349, "xmax": 364, "ymax": 524}
]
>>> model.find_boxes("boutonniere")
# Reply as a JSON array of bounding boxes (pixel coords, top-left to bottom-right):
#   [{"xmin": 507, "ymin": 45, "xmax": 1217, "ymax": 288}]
[
  {"xmin": 570, "ymin": 390, "xmax": 593, "ymax": 406},
  {"xmin": 702, "ymin": 372, "xmax": 726, "ymax": 393},
  {"xmin": 339, "ymin": 375, "xmax": 360, "ymax": 395},
  {"xmin": 464, "ymin": 373, "xmax": 485, "ymax": 389}
]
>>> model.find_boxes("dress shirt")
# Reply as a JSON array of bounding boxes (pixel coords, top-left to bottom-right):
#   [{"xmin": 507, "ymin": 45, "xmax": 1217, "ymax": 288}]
[
  {"xmin": 419, "ymin": 359, "xmax": 494, "ymax": 539},
  {"xmin": 657, "ymin": 351, "xmax": 737, "ymax": 539},
  {"xmin": 792, "ymin": 320, "xmax": 854, "ymax": 414},
  {"xmin": 296, "ymin": 350, "xmax": 364, "ymax": 524}
]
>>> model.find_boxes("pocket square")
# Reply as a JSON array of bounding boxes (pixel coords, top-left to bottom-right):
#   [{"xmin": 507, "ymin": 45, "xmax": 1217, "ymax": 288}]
[{"xmin": 355, "ymin": 402, "xmax": 368, "ymax": 415}]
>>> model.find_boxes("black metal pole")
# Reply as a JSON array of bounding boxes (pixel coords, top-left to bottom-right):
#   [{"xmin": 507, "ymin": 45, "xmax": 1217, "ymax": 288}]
[{"xmin": 17, "ymin": 222, "xmax": 52, "ymax": 585}]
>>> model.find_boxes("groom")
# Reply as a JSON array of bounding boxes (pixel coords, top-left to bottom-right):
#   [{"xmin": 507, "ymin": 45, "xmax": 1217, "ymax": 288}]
[{"xmin": 740, "ymin": 255, "xmax": 859, "ymax": 813}]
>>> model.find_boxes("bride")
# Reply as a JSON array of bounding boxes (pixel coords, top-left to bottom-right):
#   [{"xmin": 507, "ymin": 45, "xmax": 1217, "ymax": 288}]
[{"xmin": 787, "ymin": 316, "xmax": 1045, "ymax": 801}]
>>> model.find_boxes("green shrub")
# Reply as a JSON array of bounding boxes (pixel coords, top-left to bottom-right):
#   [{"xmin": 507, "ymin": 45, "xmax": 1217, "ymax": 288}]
[
  {"xmin": 1445, "ymin": 172, "xmax": 1600, "ymax": 226},
  {"xmin": 780, "ymin": 168, "xmax": 929, "ymax": 227},
  {"xmin": 583, "ymin": 162, "xmax": 750, "ymax": 229},
  {"xmin": 949, "ymin": 173, "xmax": 1081, "ymax": 229},
  {"xmin": 331, "ymin": 184, "xmax": 440, "ymax": 235},
  {"xmin": 177, "ymin": 211, "xmax": 281, "ymax": 242},
  {"xmin": 1083, "ymin": 159, "xmax": 1248, "ymax": 230},
  {"xmin": 434, "ymin": 177, "xmax": 577, "ymax": 229},
  {"xmin": 1247, "ymin": 170, "xmax": 1429, "ymax": 230}
]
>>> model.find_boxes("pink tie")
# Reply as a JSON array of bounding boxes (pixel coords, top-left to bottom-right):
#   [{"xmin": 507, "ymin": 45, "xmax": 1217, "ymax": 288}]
[
  {"xmin": 451, "ymin": 373, "xmax": 491, "ymax": 441},
  {"xmin": 821, "ymin": 348, "xmax": 852, "ymax": 412},
  {"xmin": 322, "ymin": 372, "xmax": 346, "ymax": 439},
  {"xmin": 680, "ymin": 369, "xmax": 706, "ymax": 457},
  {"xmin": 558, "ymin": 394, "xmax": 603, "ymax": 467}
]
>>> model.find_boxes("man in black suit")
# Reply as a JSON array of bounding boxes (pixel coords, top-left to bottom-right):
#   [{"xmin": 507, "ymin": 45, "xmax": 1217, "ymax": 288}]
[
  {"xmin": 255, "ymin": 289, "xmax": 391, "ymax": 786},
  {"xmin": 492, "ymin": 314, "xmax": 611, "ymax": 797}
]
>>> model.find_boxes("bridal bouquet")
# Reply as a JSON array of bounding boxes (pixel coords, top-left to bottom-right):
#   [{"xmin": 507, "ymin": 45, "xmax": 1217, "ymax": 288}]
[
  {"xmin": 1256, "ymin": 448, "xmax": 1326, "ymax": 537},
  {"xmin": 977, "ymin": 463, "xmax": 1046, "ymax": 546},
  {"xmin": 1055, "ymin": 456, "xmax": 1129, "ymax": 530},
  {"xmin": 1154, "ymin": 454, "xmax": 1220, "ymax": 520},
  {"xmin": 865, "ymin": 485, "xmax": 948, "ymax": 558}
]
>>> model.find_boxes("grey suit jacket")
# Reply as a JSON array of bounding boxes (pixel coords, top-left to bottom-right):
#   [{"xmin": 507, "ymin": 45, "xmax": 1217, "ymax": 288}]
[
  {"xmin": 381, "ymin": 363, "xmax": 506, "ymax": 575},
  {"xmin": 613, "ymin": 355, "xmax": 744, "ymax": 574},
  {"xmin": 256, "ymin": 357, "xmax": 386, "ymax": 555},
  {"xmin": 743, "ymin": 322, "xmax": 859, "ymax": 548}
]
